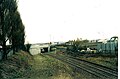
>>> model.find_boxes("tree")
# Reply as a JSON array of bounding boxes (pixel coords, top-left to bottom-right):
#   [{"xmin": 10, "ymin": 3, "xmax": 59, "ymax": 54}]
[
  {"xmin": 0, "ymin": 0, "xmax": 18, "ymax": 59},
  {"xmin": 66, "ymin": 38, "xmax": 89, "ymax": 56},
  {"xmin": 0, "ymin": 0, "xmax": 25, "ymax": 59},
  {"xmin": 26, "ymin": 43, "xmax": 31, "ymax": 53},
  {"xmin": 9, "ymin": 11, "xmax": 25, "ymax": 53}
]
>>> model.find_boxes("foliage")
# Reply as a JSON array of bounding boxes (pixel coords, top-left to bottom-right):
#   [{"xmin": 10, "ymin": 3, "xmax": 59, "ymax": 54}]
[
  {"xmin": 25, "ymin": 43, "xmax": 32, "ymax": 56},
  {"xmin": 66, "ymin": 39, "xmax": 89, "ymax": 56},
  {"xmin": 0, "ymin": 0, "xmax": 25, "ymax": 59},
  {"xmin": 0, "ymin": 51, "xmax": 32, "ymax": 79},
  {"xmin": 26, "ymin": 43, "xmax": 31, "ymax": 52},
  {"xmin": 9, "ymin": 11, "xmax": 25, "ymax": 53}
]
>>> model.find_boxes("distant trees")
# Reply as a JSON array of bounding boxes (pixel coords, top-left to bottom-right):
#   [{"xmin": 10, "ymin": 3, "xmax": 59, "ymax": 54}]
[
  {"xmin": 66, "ymin": 38, "xmax": 89, "ymax": 56},
  {"xmin": 0, "ymin": 0, "xmax": 25, "ymax": 59}
]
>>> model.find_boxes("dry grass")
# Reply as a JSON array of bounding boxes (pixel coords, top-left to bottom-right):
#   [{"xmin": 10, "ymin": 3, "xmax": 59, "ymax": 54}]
[
  {"xmin": 0, "ymin": 50, "xmax": 33, "ymax": 79},
  {"xmin": 1, "ymin": 51, "xmax": 110, "ymax": 79},
  {"xmin": 25, "ymin": 54, "xmax": 100, "ymax": 79},
  {"xmin": 79, "ymin": 54, "xmax": 118, "ymax": 70},
  {"xmin": 21, "ymin": 54, "xmax": 73, "ymax": 79}
]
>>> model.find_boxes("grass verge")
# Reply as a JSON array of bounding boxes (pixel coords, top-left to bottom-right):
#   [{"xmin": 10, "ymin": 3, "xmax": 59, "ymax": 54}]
[
  {"xmin": 0, "ymin": 50, "xmax": 33, "ymax": 79},
  {"xmin": 78, "ymin": 54, "xmax": 118, "ymax": 70},
  {"xmin": 21, "ymin": 54, "xmax": 73, "ymax": 79},
  {"xmin": 24, "ymin": 53, "xmax": 100, "ymax": 79}
]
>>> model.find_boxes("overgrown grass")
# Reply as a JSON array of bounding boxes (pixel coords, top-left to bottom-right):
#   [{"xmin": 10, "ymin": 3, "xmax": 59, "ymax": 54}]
[
  {"xmin": 23, "ymin": 54, "xmax": 100, "ymax": 79},
  {"xmin": 21, "ymin": 54, "xmax": 73, "ymax": 79},
  {"xmin": 78, "ymin": 54, "xmax": 118, "ymax": 70},
  {"xmin": 0, "ymin": 50, "xmax": 33, "ymax": 79},
  {"xmin": 1, "ymin": 51, "xmax": 113, "ymax": 79}
]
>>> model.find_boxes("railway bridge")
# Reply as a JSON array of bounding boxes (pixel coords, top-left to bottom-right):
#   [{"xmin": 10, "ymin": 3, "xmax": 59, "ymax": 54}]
[{"xmin": 29, "ymin": 43, "xmax": 50, "ymax": 55}]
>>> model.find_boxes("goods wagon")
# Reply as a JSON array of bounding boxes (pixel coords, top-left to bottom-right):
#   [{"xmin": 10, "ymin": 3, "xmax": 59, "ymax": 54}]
[{"xmin": 97, "ymin": 36, "xmax": 118, "ymax": 54}]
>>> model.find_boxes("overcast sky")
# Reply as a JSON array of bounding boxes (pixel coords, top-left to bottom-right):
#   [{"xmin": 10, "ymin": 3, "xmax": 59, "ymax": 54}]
[{"xmin": 18, "ymin": 0, "xmax": 120, "ymax": 43}]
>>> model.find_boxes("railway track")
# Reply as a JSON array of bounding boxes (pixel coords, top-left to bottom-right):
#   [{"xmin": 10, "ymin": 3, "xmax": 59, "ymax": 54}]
[{"xmin": 46, "ymin": 53, "xmax": 118, "ymax": 79}]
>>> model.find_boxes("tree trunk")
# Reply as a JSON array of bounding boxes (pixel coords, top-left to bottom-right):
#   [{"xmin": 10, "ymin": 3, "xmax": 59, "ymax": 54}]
[{"xmin": 2, "ymin": 40, "xmax": 7, "ymax": 60}]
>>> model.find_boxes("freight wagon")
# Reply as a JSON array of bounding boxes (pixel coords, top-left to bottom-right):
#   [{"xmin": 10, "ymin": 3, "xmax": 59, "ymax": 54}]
[{"xmin": 97, "ymin": 36, "xmax": 118, "ymax": 54}]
